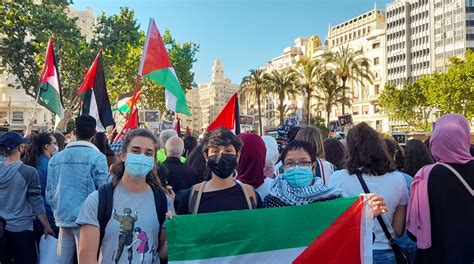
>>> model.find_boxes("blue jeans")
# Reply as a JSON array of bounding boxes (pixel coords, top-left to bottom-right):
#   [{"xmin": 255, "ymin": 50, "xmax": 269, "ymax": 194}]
[{"xmin": 373, "ymin": 249, "xmax": 396, "ymax": 264}]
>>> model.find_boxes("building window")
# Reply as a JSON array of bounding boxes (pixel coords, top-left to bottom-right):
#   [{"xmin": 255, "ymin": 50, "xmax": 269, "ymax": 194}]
[
  {"xmin": 362, "ymin": 106, "xmax": 369, "ymax": 115},
  {"xmin": 374, "ymin": 57, "xmax": 380, "ymax": 65},
  {"xmin": 352, "ymin": 107, "xmax": 360, "ymax": 115},
  {"xmin": 12, "ymin": 112, "xmax": 23, "ymax": 124},
  {"xmin": 0, "ymin": 112, "xmax": 6, "ymax": 121},
  {"xmin": 374, "ymin": 84, "xmax": 380, "ymax": 95}
]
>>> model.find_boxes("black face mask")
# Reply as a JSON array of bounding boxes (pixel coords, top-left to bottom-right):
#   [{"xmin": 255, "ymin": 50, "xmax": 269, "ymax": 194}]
[{"xmin": 206, "ymin": 154, "xmax": 237, "ymax": 179}]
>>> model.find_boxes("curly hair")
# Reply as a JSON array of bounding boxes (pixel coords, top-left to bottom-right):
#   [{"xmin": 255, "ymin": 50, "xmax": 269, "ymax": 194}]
[
  {"xmin": 111, "ymin": 129, "xmax": 161, "ymax": 188},
  {"xmin": 346, "ymin": 123, "xmax": 395, "ymax": 176},
  {"xmin": 384, "ymin": 138, "xmax": 405, "ymax": 170}
]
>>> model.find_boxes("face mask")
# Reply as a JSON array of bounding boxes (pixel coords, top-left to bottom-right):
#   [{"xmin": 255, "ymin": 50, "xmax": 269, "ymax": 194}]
[
  {"xmin": 51, "ymin": 145, "xmax": 59, "ymax": 154},
  {"xmin": 125, "ymin": 153, "xmax": 155, "ymax": 180},
  {"xmin": 207, "ymin": 154, "xmax": 238, "ymax": 179},
  {"xmin": 284, "ymin": 167, "xmax": 314, "ymax": 188},
  {"xmin": 263, "ymin": 166, "xmax": 275, "ymax": 178}
]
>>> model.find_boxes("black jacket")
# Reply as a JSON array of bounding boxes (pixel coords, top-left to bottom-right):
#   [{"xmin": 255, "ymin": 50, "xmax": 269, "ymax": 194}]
[{"xmin": 158, "ymin": 157, "xmax": 200, "ymax": 193}]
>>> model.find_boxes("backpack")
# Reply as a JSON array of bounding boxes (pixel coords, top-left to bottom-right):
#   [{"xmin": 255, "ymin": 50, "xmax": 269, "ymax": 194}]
[
  {"xmin": 187, "ymin": 181, "xmax": 257, "ymax": 214},
  {"xmin": 97, "ymin": 182, "xmax": 167, "ymax": 258}
]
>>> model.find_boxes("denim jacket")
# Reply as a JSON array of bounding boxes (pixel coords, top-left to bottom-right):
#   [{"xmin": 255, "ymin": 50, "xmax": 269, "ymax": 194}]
[{"xmin": 46, "ymin": 141, "xmax": 109, "ymax": 227}]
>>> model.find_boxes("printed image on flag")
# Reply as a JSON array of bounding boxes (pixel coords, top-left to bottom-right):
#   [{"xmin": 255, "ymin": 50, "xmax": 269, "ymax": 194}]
[{"xmin": 167, "ymin": 196, "xmax": 373, "ymax": 263}]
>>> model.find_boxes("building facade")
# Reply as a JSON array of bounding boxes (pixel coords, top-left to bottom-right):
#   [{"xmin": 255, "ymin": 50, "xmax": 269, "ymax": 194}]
[
  {"xmin": 326, "ymin": 5, "xmax": 390, "ymax": 132},
  {"xmin": 182, "ymin": 83, "xmax": 202, "ymax": 134},
  {"xmin": 67, "ymin": 6, "xmax": 96, "ymax": 42}
]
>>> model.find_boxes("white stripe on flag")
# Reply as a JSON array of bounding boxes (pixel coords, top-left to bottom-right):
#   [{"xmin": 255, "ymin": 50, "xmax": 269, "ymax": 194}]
[
  {"xmin": 90, "ymin": 89, "xmax": 106, "ymax": 132},
  {"xmin": 165, "ymin": 89, "xmax": 178, "ymax": 112},
  {"xmin": 170, "ymin": 247, "xmax": 306, "ymax": 264},
  {"xmin": 361, "ymin": 194, "xmax": 374, "ymax": 264}
]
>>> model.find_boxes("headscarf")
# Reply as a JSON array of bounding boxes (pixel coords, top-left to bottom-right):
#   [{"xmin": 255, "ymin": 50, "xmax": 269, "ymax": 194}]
[
  {"xmin": 262, "ymin": 136, "xmax": 279, "ymax": 178},
  {"xmin": 237, "ymin": 133, "xmax": 266, "ymax": 188},
  {"xmin": 269, "ymin": 175, "xmax": 342, "ymax": 206},
  {"xmin": 407, "ymin": 114, "xmax": 474, "ymax": 249}
]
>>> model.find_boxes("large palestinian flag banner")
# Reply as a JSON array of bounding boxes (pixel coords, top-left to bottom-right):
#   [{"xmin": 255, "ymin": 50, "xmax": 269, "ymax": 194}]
[
  {"xmin": 167, "ymin": 196, "xmax": 373, "ymax": 263},
  {"xmin": 77, "ymin": 49, "xmax": 114, "ymax": 131},
  {"xmin": 138, "ymin": 18, "xmax": 191, "ymax": 116},
  {"xmin": 38, "ymin": 39, "xmax": 64, "ymax": 120}
]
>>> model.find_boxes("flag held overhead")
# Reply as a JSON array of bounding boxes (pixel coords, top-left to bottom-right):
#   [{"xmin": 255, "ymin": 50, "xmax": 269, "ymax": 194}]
[
  {"xmin": 139, "ymin": 18, "xmax": 191, "ymax": 116},
  {"xmin": 207, "ymin": 93, "xmax": 240, "ymax": 134}
]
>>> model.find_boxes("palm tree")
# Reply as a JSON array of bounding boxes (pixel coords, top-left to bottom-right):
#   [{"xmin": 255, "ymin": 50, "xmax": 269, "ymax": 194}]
[
  {"xmin": 266, "ymin": 69, "xmax": 298, "ymax": 125},
  {"xmin": 315, "ymin": 70, "xmax": 350, "ymax": 127},
  {"xmin": 323, "ymin": 45, "xmax": 373, "ymax": 115},
  {"xmin": 241, "ymin": 68, "xmax": 268, "ymax": 135},
  {"xmin": 294, "ymin": 57, "xmax": 322, "ymax": 125}
]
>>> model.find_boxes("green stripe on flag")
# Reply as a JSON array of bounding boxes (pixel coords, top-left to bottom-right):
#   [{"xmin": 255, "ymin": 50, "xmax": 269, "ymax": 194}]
[
  {"xmin": 39, "ymin": 83, "xmax": 62, "ymax": 117},
  {"xmin": 167, "ymin": 197, "xmax": 358, "ymax": 261},
  {"xmin": 144, "ymin": 67, "xmax": 191, "ymax": 115}
]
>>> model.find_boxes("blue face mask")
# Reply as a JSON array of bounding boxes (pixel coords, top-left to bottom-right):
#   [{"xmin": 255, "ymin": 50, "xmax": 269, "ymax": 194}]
[
  {"xmin": 125, "ymin": 153, "xmax": 155, "ymax": 180},
  {"xmin": 283, "ymin": 167, "xmax": 314, "ymax": 188}
]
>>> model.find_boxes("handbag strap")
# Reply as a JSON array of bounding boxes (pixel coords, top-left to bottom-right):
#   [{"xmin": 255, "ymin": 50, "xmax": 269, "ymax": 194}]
[
  {"xmin": 355, "ymin": 172, "xmax": 397, "ymax": 245},
  {"xmin": 437, "ymin": 162, "xmax": 474, "ymax": 196}
]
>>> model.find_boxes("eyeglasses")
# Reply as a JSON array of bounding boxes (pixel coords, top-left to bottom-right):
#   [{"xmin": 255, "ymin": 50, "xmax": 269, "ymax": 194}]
[{"xmin": 283, "ymin": 161, "xmax": 312, "ymax": 170}]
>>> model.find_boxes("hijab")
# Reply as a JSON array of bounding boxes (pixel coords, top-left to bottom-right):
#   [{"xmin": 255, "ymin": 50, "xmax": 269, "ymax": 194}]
[
  {"xmin": 236, "ymin": 133, "xmax": 266, "ymax": 188},
  {"xmin": 262, "ymin": 136, "xmax": 279, "ymax": 178},
  {"xmin": 407, "ymin": 114, "xmax": 474, "ymax": 249}
]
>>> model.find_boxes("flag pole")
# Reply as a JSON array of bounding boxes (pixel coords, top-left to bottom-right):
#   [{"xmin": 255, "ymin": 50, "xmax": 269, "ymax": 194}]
[{"xmin": 110, "ymin": 75, "xmax": 141, "ymax": 140}]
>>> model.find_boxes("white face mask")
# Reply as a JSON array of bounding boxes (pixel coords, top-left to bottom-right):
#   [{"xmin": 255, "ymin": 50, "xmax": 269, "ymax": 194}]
[{"xmin": 52, "ymin": 145, "xmax": 59, "ymax": 154}]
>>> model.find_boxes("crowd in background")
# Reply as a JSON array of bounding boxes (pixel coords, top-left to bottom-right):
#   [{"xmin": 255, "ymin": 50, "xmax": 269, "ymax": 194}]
[{"xmin": 0, "ymin": 113, "xmax": 473, "ymax": 264}]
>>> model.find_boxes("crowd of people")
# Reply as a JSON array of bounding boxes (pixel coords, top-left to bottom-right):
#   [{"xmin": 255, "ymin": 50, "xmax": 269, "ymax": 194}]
[{"xmin": 0, "ymin": 113, "xmax": 473, "ymax": 264}]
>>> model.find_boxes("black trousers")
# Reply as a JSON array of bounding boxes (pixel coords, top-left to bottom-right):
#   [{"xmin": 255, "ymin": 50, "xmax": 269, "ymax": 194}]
[{"xmin": 0, "ymin": 230, "xmax": 37, "ymax": 264}]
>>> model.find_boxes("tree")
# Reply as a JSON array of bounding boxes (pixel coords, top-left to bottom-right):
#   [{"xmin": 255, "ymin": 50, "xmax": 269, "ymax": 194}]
[
  {"xmin": 266, "ymin": 69, "xmax": 298, "ymax": 125},
  {"xmin": 314, "ymin": 70, "xmax": 348, "ymax": 127},
  {"xmin": 1, "ymin": 0, "xmax": 91, "ymax": 130},
  {"xmin": 241, "ymin": 69, "xmax": 268, "ymax": 135},
  {"xmin": 379, "ymin": 80, "xmax": 435, "ymax": 131},
  {"xmin": 294, "ymin": 57, "xmax": 322, "ymax": 125},
  {"xmin": 323, "ymin": 45, "xmax": 373, "ymax": 115}
]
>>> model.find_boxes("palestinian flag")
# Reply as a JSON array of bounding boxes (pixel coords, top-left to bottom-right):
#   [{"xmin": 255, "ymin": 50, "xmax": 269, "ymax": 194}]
[
  {"xmin": 174, "ymin": 118, "xmax": 182, "ymax": 137},
  {"xmin": 117, "ymin": 88, "xmax": 144, "ymax": 114},
  {"xmin": 207, "ymin": 93, "xmax": 240, "ymax": 134},
  {"xmin": 114, "ymin": 109, "xmax": 139, "ymax": 142},
  {"xmin": 167, "ymin": 196, "xmax": 373, "ymax": 263},
  {"xmin": 138, "ymin": 18, "xmax": 191, "ymax": 116},
  {"xmin": 77, "ymin": 49, "xmax": 114, "ymax": 131},
  {"xmin": 38, "ymin": 39, "xmax": 64, "ymax": 119}
]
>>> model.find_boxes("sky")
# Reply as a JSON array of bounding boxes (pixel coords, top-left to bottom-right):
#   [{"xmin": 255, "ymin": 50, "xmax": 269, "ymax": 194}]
[{"xmin": 72, "ymin": 0, "xmax": 393, "ymax": 85}]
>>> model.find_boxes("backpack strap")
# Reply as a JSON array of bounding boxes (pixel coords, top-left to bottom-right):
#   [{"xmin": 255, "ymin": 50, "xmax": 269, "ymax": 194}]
[
  {"xmin": 97, "ymin": 182, "xmax": 114, "ymax": 259},
  {"xmin": 188, "ymin": 182, "xmax": 206, "ymax": 214},
  {"xmin": 237, "ymin": 181, "xmax": 257, "ymax": 209},
  {"xmin": 151, "ymin": 186, "xmax": 168, "ymax": 250}
]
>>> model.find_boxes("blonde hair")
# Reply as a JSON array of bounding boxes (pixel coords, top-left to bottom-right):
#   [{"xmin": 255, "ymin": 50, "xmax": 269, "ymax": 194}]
[{"xmin": 295, "ymin": 126, "xmax": 325, "ymax": 159}]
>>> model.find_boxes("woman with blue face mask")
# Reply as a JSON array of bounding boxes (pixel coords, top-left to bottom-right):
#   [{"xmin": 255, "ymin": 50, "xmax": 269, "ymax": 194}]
[
  {"xmin": 77, "ymin": 129, "xmax": 172, "ymax": 263},
  {"xmin": 263, "ymin": 140, "xmax": 343, "ymax": 207}
]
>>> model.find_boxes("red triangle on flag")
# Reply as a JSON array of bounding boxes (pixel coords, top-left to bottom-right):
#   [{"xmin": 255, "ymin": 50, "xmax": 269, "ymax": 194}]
[
  {"xmin": 207, "ymin": 93, "xmax": 239, "ymax": 133},
  {"xmin": 138, "ymin": 19, "xmax": 173, "ymax": 76},
  {"xmin": 114, "ymin": 109, "xmax": 139, "ymax": 142},
  {"xmin": 293, "ymin": 196, "xmax": 364, "ymax": 264},
  {"xmin": 39, "ymin": 39, "xmax": 57, "ymax": 85},
  {"xmin": 77, "ymin": 49, "xmax": 102, "ymax": 95}
]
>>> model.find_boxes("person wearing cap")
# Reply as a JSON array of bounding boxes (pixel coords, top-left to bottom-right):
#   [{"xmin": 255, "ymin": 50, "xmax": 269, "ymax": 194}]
[
  {"xmin": 0, "ymin": 132, "xmax": 54, "ymax": 263},
  {"xmin": 46, "ymin": 115, "xmax": 109, "ymax": 263}
]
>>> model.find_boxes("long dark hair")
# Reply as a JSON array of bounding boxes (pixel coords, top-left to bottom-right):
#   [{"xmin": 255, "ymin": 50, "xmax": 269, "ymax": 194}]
[
  {"xmin": 53, "ymin": 133, "xmax": 66, "ymax": 151},
  {"xmin": 186, "ymin": 133, "xmax": 211, "ymax": 181},
  {"xmin": 346, "ymin": 123, "xmax": 395, "ymax": 176},
  {"xmin": 23, "ymin": 133, "xmax": 53, "ymax": 167},
  {"xmin": 323, "ymin": 138, "xmax": 346, "ymax": 169},
  {"xmin": 384, "ymin": 138, "xmax": 405, "ymax": 170},
  {"xmin": 110, "ymin": 129, "xmax": 161, "ymax": 187},
  {"xmin": 183, "ymin": 136, "xmax": 197, "ymax": 158},
  {"xmin": 92, "ymin": 132, "xmax": 113, "ymax": 156},
  {"xmin": 402, "ymin": 139, "xmax": 435, "ymax": 177}
]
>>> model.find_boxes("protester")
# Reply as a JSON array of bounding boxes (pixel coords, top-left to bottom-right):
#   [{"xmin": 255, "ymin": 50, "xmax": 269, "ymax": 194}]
[
  {"xmin": 77, "ymin": 128, "xmax": 169, "ymax": 263},
  {"xmin": 157, "ymin": 129, "xmax": 185, "ymax": 164},
  {"xmin": 22, "ymin": 133, "xmax": 59, "ymax": 241},
  {"xmin": 264, "ymin": 140, "xmax": 343, "ymax": 208},
  {"xmin": 46, "ymin": 115, "xmax": 109, "ymax": 263},
  {"xmin": 93, "ymin": 131, "xmax": 116, "ymax": 168},
  {"xmin": 186, "ymin": 137, "xmax": 212, "ymax": 182},
  {"xmin": 158, "ymin": 136, "xmax": 200, "ymax": 193},
  {"xmin": 323, "ymin": 138, "xmax": 346, "ymax": 170},
  {"xmin": 0, "ymin": 132, "xmax": 54, "ymax": 263},
  {"xmin": 261, "ymin": 135, "xmax": 279, "ymax": 178},
  {"xmin": 237, "ymin": 133, "xmax": 274, "ymax": 198},
  {"xmin": 401, "ymin": 139, "xmax": 434, "ymax": 177},
  {"xmin": 407, "ymin": 114, "xmax": 474, "ymax": 263},
  {"xmin": 110, "ymin": 135, "xmax": 125, "ymax": 157},
  {"xmin": 328, "ymin": 123, "xmax": 408, "ymax": 263},
  {"xmin": 295, "ymin": 126, "xmax": 336, "ymax": 184},
  {"xmin": 174, "ymin": 128, "xmax": 263, "ymax": 214},
  {"xmin": 384, "ymin": 138, "xmax": 412, "ymax": 194},
  {"xmin": 53, "ymin": 132, "xmax": 66, "ymax": 151},
  {"xmin": 183, "ymin": 135, "xmax": 197, "ymax": 158}
]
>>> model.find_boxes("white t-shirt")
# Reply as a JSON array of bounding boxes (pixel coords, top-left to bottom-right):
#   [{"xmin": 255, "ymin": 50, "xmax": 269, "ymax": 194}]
[
  {"xmin": 77, "ymin": 184, "xmax": 162, "ymax": 263},
  {"xmin": 328, "ymin": 169, "xmax": 409, "ymax": 250}
]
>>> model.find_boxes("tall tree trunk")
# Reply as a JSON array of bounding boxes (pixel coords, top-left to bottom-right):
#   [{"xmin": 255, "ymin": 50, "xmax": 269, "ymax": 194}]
[
  {"xmin": 341, "ymin": 79, "xmax": 346, "ymax": 115},
  {"xmin": 326, "ymin": 106, "xmax": 331, "ymax": 127},
  {"xmin": 55, "ymin": 95, "xmax": 80, "ymax": 132},
  {"xmin": 279, "ymin": 92, "xmax": 285, "ymax": 125},
  {"xmin": 257, "ymin": 93, "xmax": 263, "ymax": 136},
  {"xmin": 306, "ymin": 88, "xmax": 311, "ymax": 125}
]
